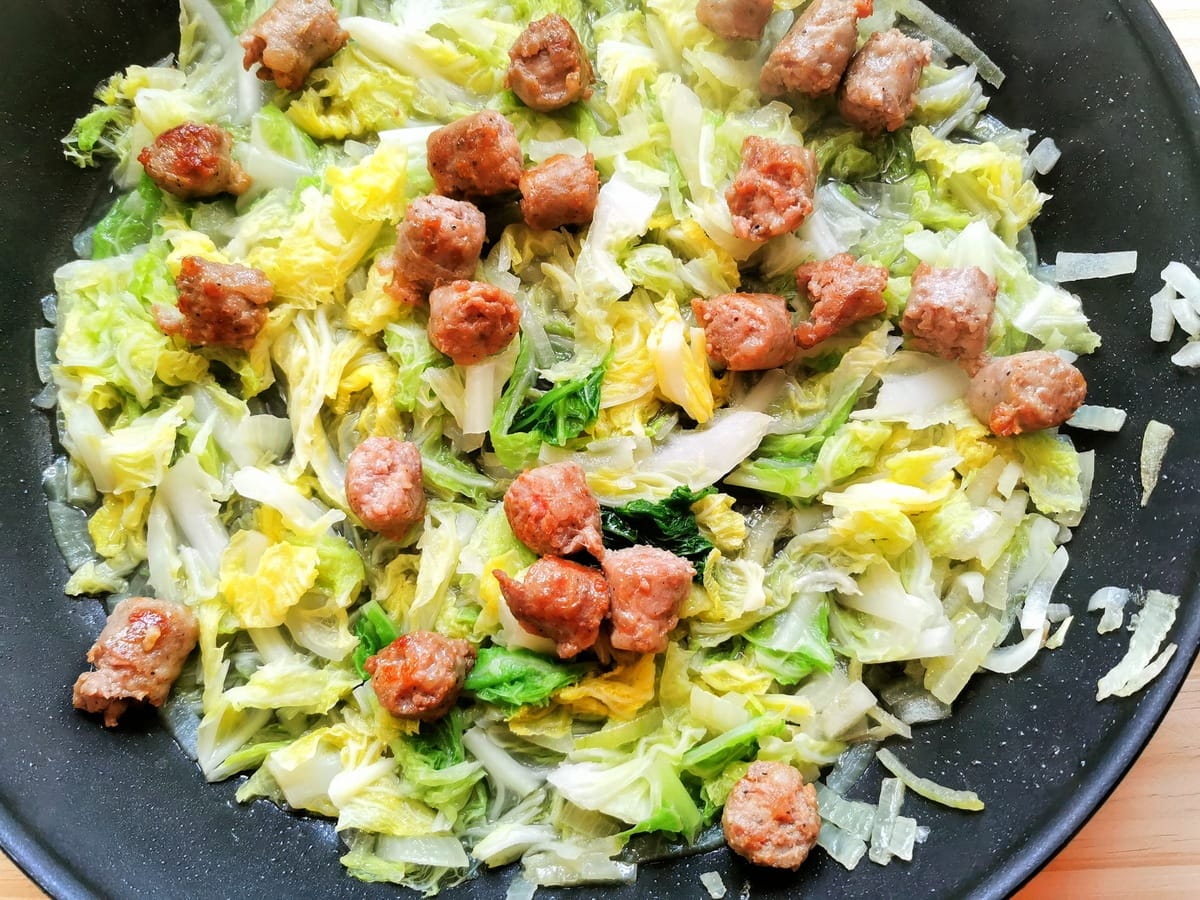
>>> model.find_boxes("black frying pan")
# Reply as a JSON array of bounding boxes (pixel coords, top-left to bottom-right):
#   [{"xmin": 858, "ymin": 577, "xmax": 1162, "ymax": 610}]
[{"xmin": 1, "ymin": 1, "xmax": 1198, "ymax": 897}]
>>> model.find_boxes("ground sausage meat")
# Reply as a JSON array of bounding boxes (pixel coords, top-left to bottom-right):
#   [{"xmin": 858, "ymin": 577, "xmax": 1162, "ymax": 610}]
[
  {"xmin": 725, "ymin": 136, "xmax": 818, "ymax": 242},
  {"xmin": 838, "ymin": 28, "xmax": 932, "ymax": 135},
  {"xmin": 760, "ymin": 0, "xmax": 873, "ymax": 98},
  {"xmin": 967, "ymin": 351, "xmax": 1088, "ymax": 437},
  {"xmin": 519, "ymin": 154, "xmax": 600, "ymax": 232},
  {"xmin": 795, "ymin": 253, "xmax": 889, "ymax": 348},
  {"xmin": 901, "ymin": 263, "xmax": 998, "ymax": 364},
  {"xmin": 696, "ymin": 0, "xmax": 775, "ymax": 42},
  {"xmin": 345, "ymin": 437, "xmax": 426, "ymax": 541},
  {"xmin": 494, "ymin": 558, "xmax": 610, "ymax": 658},
  {"xmin": 507, "ymin": 14, "xmax": 595, "ymax": 112},
  {"xmin": 428, "ymin": 280, "xmax": 521, "ymax": 365},
  {"xmin": 722, "ymin": 761, "xmax": 821, "ymax": 870},
  {"xmin": 387, "ymin": 195, "xmax": 487, "ymax": 306},
  {"xmin": 503, "ymin": 462, "xmax": 605, "ymax": 560},
  {"xmin": 602, "ymin": 546, "xmax": 695, "ymax": 654},
  {"xmin": 365, "ymin": 631, "xmax": 476, "ymax": 721},
  {"xmin": 73, "ymin": 597, "xmax": 199, "ymax": 728},
  {"xmin": 157, "ymin": 256, "xmax": 273, "ymax": 349},
  {"xmin": 137, "ymin": 123, "xmax": 251, "ymax": 200},
  {"xmin": 692, "ymin": 293, "xmax": 797, "ymax": 371},
  {"xmin": 427, "ymin": 111, "xmax": 524, "ymax": 200},
  {"xmin": 240, "ymin": 0, "xmax": 348, "ymax": 92}
]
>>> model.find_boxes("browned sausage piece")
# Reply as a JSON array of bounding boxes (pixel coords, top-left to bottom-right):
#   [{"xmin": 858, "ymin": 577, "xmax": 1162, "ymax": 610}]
[
  {"xmin": 387, "ymin": 196, "xmax": 487, "ymax": 306},
  {"xmin": 838, "ymin": 28, "xmax": 932, "ymax": 135},
  {"xmin": 427, "ymin": 111, "xmax": 524, "ymax": 200},
  {"xmin": 503, "ymin": 462, "xmax": 605, "ymax": 560},
  {"xmin": 901, "ymin": 263, "xmax": 997, "ymax": 364},
  {"xmin": 73, "ymin": 597, "xmax": 199, "ymax": 728},
  {"xmin": 156, "ymin": 256, "xmax": 273, "ymax": 349},
  {"xmin": 692, "ymin": 293, "xmax": 797, "ymax": 371},
  {"xmin": 696, "ymin": 0, "xmax": 775, "ymax": 41},
  {"xmin": 760, "ymin": 0, "xmax": 873, "ymax": 98},
  {"xmin": 725, "ymin": 136, "xmax": 818, "ymax": 242},
  {"xmin": 240, "ymin": 0, "xmax": 348, "ymax": 92},
  {"xmin": 506, "ymin": 14, "xmax": 595, "ymax": 112},
  {"xmin": 345, "ymin": 437, "xmax": 426, "ymax": 541},
  {"xmin": 967, "ymin": 351, "xmax": 1087, "ymax": 437},
  {"xmin": 494, "ymin": 558, "xmax": 610, "ymax": 658},
  {"xmin": 365, "ymin": 631, "xmax": 476, "ymax": 721},
  {"xmin": 519, "ymin": 154, "xmax": 600, "ymax": 232},
  {"xmin": 795, "ymin": 253, "xmax": 889, "ymax": 349},
  {"xmin": 137, "ymin": 123, "xmax": 251, "ymax": 200},
  {"xmin": 602, "ymin": 545, "xmax": 694, "ymax": 654},
  {"xmin": 428, "ymin": 280, "xmax": 522, "ymax": 366},
  {"xmin": 722, "ymin": 761, "xmax": 821, "ymax": 870}
]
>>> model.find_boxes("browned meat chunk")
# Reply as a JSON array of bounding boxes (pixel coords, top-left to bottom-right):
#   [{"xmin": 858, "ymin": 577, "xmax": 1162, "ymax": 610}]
[
  {"xmin": 137, "ymin": 123, "xmax": 250, "ymax": 200},
  {"xmin": 602, "ymin": 546, "xmax": 694, "ymax": 654},
  {"xmin": 428, "ymin": 280, "xmax": 522, "ymax": 366},
  {"xmin": 696, "ymin": 0, "xmax": 775, "ymax": 41},
  {"xmin": 157, "ymin": 256, "xmax": 273, "ymax": 349},
  {"xmin": 692, "ymin": 293, "xmax": 797, "ymax": 371},
  {"xmin": 240, "ymin": 0, "xmax": 348, "ymax": 92},
  {"xmin": 494, "ymin": 558, "xmax": 610, "ymax": 658},
  {"xmin": 365, "ymin": 631, "xmax": 476, "ymax": 721},
  {"xmin": 387, "ymin": 196, "xmax": 487, "ymax": 306},
  {"xmin": 503, "ymin": 462, "xmax": 604, "ymax": 560},
  {"xmin": 901, "ymin": 263, "xmax": 997, "ymax": 364},
  {"xmin": 760, "ymin": 0, "xmax": 873, "ymax": 98},
  {"xmin": 507, "ymin": 14, "xmax": 595, "ymax": 112},
  {"xmin": 345, "ymin": 437, "xmax": 426, "ymax": 541},
  {"xmin": 722, "ymin": 761, "xmax": 821, "ymax": 870},
  {"xmin": 427, "ymin": 111, "xmax": 524, "ymax": 200},
  {"xmin": 519, "ymin": 154, "xmax": 600, "ymax": 232},
  {"xmin": 838, "ymin": 28, "xmax": 932, "ymax": 135},
  {"xmin": 967, "ymin": 351, "xmax": 1088, "ymax": 437},
  {"xmin": 795, "ymin": 253, "xmax": 889, "ymax": 348},
  {"xmin": 73, "ymin": 597, "xmax": 199, "ymax": 728},
  {"xmin": 725, "ymin": 136, "xmax": 818, "ymax": 242}
]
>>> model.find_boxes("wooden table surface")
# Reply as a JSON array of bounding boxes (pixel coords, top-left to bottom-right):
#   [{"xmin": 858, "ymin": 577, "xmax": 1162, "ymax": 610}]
[{"xmin": 3, "ymin": 4, "xmax": 1198, "ymax": 899}]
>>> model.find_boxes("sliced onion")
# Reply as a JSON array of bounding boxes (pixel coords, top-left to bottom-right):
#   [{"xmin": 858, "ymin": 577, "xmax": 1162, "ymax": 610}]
[
  {"xmin": 1140, "ymin": 419, "xmax": 1175, "ymax": 506},
  {"xmin": 1053, "ymin": 251, "xmax": 1138, "ymax": 282},
  {"xmin": 1066, "ymin": 405, "xmax": 1126, "ymax": 432},
  {"xmin": 1170, "ymin": 341, "xmax": 1200, "ymax": 368},
  {"xmin": 875, "ymin": 748, "xmax": 985, "ymax": 812},
  {"xmin": 1149, "ymin": 284, "xmax": 1177, "ymax": 343}
]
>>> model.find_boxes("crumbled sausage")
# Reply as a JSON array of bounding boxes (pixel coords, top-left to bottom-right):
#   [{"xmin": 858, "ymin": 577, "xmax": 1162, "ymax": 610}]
[
  {"xmin": 137, "ymin": 123, "xmax": 251, "ymax": 200},
  {"xmin": 73, "ymin": 597, "xmax": 199, "ymax": 728},
  {"xmin": 967, "ymin": 351, "xmax": 1088, "ymax": 437},
  {"xmin": 365, "ymin": 631, "xmax": 476, "ymax": 721},
  {"xmin": 428, "ymin": 280, "xmax": 522, "ymax": 366},
  {"xmin": 506, "ymin": 14, "xmax": 595, "ymax": 112},
  {"xmin": 494, "ymin": 558, "xmax": 610, "ymax": 658},
  {"xmin": 901, "ymin": 263, "xmax": 998, "ymax": 364},
  {"xmin": 692, "ymin": 293, "xmax": 797, "ymax": 371},
  {"xmin": 795, "ymin": 253, "xmax": 889, "ymax": 348},
  {"xmin": 345, "ymin": 437, "xmax": 426, "ymax": 541},
  {"xmin": 387, "ymin": 195, "xmax": 487, "ymax": 306},
  {"xmin": 427, "ymin": 111, "xmax": 524, "ymax": 200},
  {"xmin": 725, "ymin": 136, "xmax": 818, "ymax": 242},
  {"xmin": 838, "ymin": 28, "xmax": 932, "ymax": 135},
  {"xmin": 602, "ymin": 546, "xmax": 695, "ymax": 654},
  {"xmin": 157, "ymin": 256, "xmax": 273, "ymax": 349},
  {"xmin": 696, "ymin": 0, "xmax": 775, "ymax": 41},
  {"xmin": 722, "ymin": 761, "xmax": 821, "ymax": 870},
  {"xmin": 240, "ymin": 0, "xmax": 348, "ymax": 92},
  {"xmin": 519, "ymin": 154, "xmax": 600, "ymax": 232},
  {"xmin": 503, "ymin": 462, "xmax": 605, "ymax": 560},
  {"xmin": 760, "ymin": 0, "xmax": 873, "ymax": 98}
]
